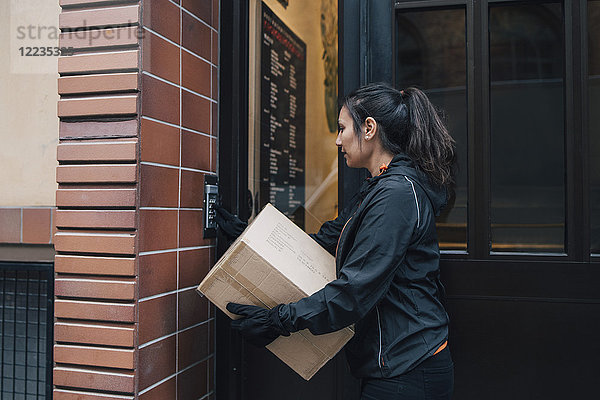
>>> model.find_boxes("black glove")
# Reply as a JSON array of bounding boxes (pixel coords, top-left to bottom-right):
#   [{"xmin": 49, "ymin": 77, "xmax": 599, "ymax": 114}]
[
  {"xmin": 214, "ymin": 203, "xmax": 248, "ymax": 241},
  {"xmin": 226, "ymin": 303, "xmax": 290, "ymax": 347}
]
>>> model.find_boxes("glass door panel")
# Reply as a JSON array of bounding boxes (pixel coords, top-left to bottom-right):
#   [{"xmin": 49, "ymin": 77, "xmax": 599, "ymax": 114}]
[
  {"xmin": 395, "ymin": 8, "xmax": 468, "ymax": 252},
  {"xmin": 248, "ymin": 0, "xmax": 339, "ymax": 234},
  {"xmin": 244, "ymin": 1, "xmax": 342, "ymax": 398},
  {"xmin": 489, "ymin": 2, "xmax": 565, "ymax": 253}
]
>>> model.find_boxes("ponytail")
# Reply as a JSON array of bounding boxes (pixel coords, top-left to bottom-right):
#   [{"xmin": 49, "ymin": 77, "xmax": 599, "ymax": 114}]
[
  {"xmin": 343, "ymin": 83, "xmax": 456, "ymax": 186},
  {"xmin": 403, "ymin": 87, "xmax": 456, "ymax": 186}
]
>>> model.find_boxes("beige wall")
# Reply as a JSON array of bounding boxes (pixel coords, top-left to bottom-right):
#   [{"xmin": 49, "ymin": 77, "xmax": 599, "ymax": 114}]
[
  {"xmin": 249, "ymin": 0, "xmax": 339, "ymax": 232},
  {"xmin": 0, "ymin": 0, "xmax": 59, "ymax": 206}
]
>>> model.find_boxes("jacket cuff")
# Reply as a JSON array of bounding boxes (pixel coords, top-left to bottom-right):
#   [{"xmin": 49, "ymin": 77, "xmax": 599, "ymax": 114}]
[{"xmin": 277, "ymin": 303, "xmax": 297, "ymax": 334}]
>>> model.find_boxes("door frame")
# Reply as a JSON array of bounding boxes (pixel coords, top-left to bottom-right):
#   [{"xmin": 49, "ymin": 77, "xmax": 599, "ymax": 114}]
[{"xmin": 216, "ymin": 1, "xmax": 249, "ymax": 399}]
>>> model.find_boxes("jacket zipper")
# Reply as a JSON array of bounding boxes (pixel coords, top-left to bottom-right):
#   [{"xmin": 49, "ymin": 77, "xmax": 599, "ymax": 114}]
[
  {"xmin": 376, "ymin": 306, "xmax": 384, "ymax": 370},
  {"xmin": 335, "ymin": 201, "xmax": 362, "ymax": 261},
  {"xmin": 335, "ymin": 216, "xmax": 353, "ymax": 260}
]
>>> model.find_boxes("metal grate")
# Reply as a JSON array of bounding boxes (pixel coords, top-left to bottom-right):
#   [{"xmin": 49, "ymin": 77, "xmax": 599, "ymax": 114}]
[{"xmin": 1, "ymin": 263, "xmax": 53, "ymax": 400}]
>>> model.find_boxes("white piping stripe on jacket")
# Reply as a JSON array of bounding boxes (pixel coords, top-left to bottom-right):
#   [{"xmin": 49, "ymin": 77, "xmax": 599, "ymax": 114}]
[
  {"xmin": 404, "ymin": 176, "xmax": 421, "ymax": 227},
  {"xmin": 376, "ymin": 306, "xmax": 383, "ymax": 370}
]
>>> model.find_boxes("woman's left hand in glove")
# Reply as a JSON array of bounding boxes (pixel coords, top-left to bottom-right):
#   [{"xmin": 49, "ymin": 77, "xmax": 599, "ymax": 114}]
[{"xmin": 226, "ymin": 303, "xmax": 290, "ymax": 347}]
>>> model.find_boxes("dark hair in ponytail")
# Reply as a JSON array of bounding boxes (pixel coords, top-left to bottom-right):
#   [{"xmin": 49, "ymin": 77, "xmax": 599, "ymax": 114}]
[{"xmin": 343, "ymin": 83, "xmax": 456, "ymax": 186}]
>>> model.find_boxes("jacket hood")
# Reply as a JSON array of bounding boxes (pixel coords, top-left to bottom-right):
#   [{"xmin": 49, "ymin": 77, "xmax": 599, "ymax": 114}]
[{"xmin": 361, "ymin": 153, "xmax": 448, "ymax": 216}]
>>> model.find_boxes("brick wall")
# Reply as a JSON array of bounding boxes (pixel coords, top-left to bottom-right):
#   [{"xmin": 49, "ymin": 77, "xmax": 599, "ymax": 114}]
[
  {"xmin": 0, "ymin": 207, "xmax": 55, "ymax": 244},
  {"xmin": 54, "ymin": 0, "xmax": 218, "ymax": 398}
]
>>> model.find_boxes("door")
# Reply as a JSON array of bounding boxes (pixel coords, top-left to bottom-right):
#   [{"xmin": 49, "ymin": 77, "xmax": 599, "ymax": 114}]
[
  {"xmin": 218, "ymin": 0, "xmax": 600, "ymax": 399},
  {"xmin": 218, "ymin": 1, "xmax": 361, "ymax": 399}
]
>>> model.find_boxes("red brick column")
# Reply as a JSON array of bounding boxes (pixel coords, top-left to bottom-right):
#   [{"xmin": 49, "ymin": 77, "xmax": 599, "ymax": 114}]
[
  {"xmin": 137, "ymin": 0, "xmax": 218, "ymax": 398},
  {"xmin": 54, "ymin": 0, "xmax": 218, "ymax": 399}
]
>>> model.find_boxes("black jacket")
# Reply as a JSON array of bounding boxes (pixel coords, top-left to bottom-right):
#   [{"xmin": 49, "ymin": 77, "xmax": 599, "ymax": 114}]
[{"xmin": 278, "ymin": 153, "xmax": 450, "ymax": 378}]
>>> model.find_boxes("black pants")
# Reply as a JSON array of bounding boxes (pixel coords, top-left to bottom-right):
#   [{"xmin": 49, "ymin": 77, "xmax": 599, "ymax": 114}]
[{"xmin": 360, "ymin": 347, "xmax": 454, "ymax": 400}]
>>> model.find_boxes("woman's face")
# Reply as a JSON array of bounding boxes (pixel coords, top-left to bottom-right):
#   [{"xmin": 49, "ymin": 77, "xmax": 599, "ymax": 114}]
[{"xmin": 336, "ymin": 106, "xmax": 366, "ymax": 168}]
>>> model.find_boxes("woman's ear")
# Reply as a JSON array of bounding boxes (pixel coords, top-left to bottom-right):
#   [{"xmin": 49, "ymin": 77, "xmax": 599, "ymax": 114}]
[{"xmin": 364, "ymin": 117, "xmax": 377, "ymax": 141}]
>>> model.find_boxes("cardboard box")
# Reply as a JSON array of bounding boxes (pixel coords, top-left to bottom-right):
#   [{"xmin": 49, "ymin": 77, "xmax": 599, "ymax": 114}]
[{"xmin": 196, "ymin": 203, "xmax": 354, "ymax": 380}]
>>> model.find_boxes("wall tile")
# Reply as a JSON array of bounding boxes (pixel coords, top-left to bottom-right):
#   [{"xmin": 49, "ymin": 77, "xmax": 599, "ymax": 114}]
[
  {"xmin": 55, "ymin": 321, "xmax": 135, "ymax": 347},
  {"xmin": 177, "ymin": 322, "xmax": 209, "ymax": 370},
  {"xmin": 56, "ymin": 210, "xmax": 136, "ymax": 229},
  {"xmin": 58, "ymin": 95, "xmax": 138, "ymax": 117},
  {"xmin": 178, "ymin": 247, "xmax": 210, "ymax": 289},
  {"xmin": 60, "ymin": 119, "xmax": 138, "ymax": 140},
  {"xmin": 53, "ymin": 367, "xmax": 135, "ymax": 393},
  {"xmin": 138, "ymin": 293, "xmax": 176, "ymax": 344},
  {"xmin": 138, "ymin": 335, "xmax": 176, "ymax": 389},
  {"xmin": 22, "ymin": 208, "xmax": 52, "ymax": 244},
  {"xmin": 59, "ymin": 73, "xmax": 139, "ymax": 95},
  {"xmin": 178, "ymin": 288, "xmax": 208, "ymax": 330},
  {"xmin": 182, "ymin": 12, "xmax": 211, "ymax": 61},
  {"xmin": 59, "ymin": 26, "xmax": 140, "ymax": 49},
  {"xmin": 181, "ymin": 130, "xmax": 210, "ymax": 171},
  {"xmin": 182, "ymin": 91, "xmax": 210, "ymax": 133},
  {"xmin": 142, "ymin": 0, "xmax": 180, "ymax": 44},
  {"xmin": 139, "ymin": 210, "xmax": 178, "ymax": 252},
  {"xmin": 55, "ymin": 255, "xmax": 136, "ymax": 276},
  {"xmin": 52, "ymin": 208, "xmax": 58, "ymax": 242},
  {"xmin": 0, "ymin": 208, "xmax": 21, "ymax": 243},
  {"xmin": 54, "ymin": 231, "xmax": 136, "ymax": 255},
  {"xmin": 208, "ymin": 356, "xmax": 214, "ymax": 392},
  {"xmin": 180, "ymin": 170, "xmax": 204, "ymax": 209},
  {"xmin": 57, "ymin": 141, "xmax": 137, "ymax": 162},
  {"xmin": 182, "ymin": 51, "xmax": 211, "ymax": 97},
  {"xmin": 211, "ymin": 65, "xmax": 217, "ymax": 100},
  {"xmin": 139, "ymin": 251, "xmax": 177, "ymax": 298},
  {"xmin": 211, "ymin": 137, "xmax": 217, "ymax": 172},
  {"xmin": 55, "ymin": 277, "xmax": 136, "ymax": 300},
  {"xmin": 56, "ymin": 188, "xmax": 136, "ymax": 208},
  {"xmin": 176, "ymin": 359, "xmax": 207, "ymax": 400},
  {"xmin": 140, "ymin": 118, "xmax": 180, "ymax": 166},
  {"xmin": 179, "ymin": 209, "xmax": 210, "ymax": 248},
  {"xmin": 142, "ymin": 31, "xmax": 180, "ymax": 85},
  {"xmin": 141, "ymin": 75, "xmax": 179, "ymax": 125},
  {"xmin": 212, "ymin": 101, "xmax": 218, "ymax": 137},
  {"xmin": 60, "ymin": 0, "xmax": 134, "ymax": 7},
  {"xmin": 212, "ymin": 0, "xmax": 219, "ymax": 29},
  {"xmin": 138, "ymin": 376, "xmax": 176, "ymax": 400},
  {"xmin": 56, "ymin": 164, "xmax": 137, "ymax": 183},
  {"xmin": 182, "ymin": 0, "xmax": 211, "ymax": 24},
  {"xmin": 58, "ymin": 50, "xmax": 139, "ymax": 74},
  {"xmin": 208, "ymin": 318, "xmax": 215, "ymax": 354},
  {"xmin": 212, "ymin": 31, "xmax": 218, "ymax": 66},
  {"xmin": 54, "ymin": 388, "xmax": 134, "ymax": 400},
  {"xmin": 55, "ymin": 299, "xmax": 135, "ymax": 322},
  {"xmin": 140, "ymin": 164, "xmax": 179, "ymax": 207},
  {"xmin": 208, "ymin": 297, "xmax": 215, "ymax": 319},
  {"xmin": 59, "ymin": 5, "xmax": 140, "ymax": 29},
  {"xmin": 54, "ymin": 344, "xmax": 135, "ymax": 369}
]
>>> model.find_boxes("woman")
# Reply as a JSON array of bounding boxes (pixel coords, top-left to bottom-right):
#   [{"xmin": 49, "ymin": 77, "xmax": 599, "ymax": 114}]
[{"xmin": 226, "ymin": 83, "xmax": 456, "ymax": 400}]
